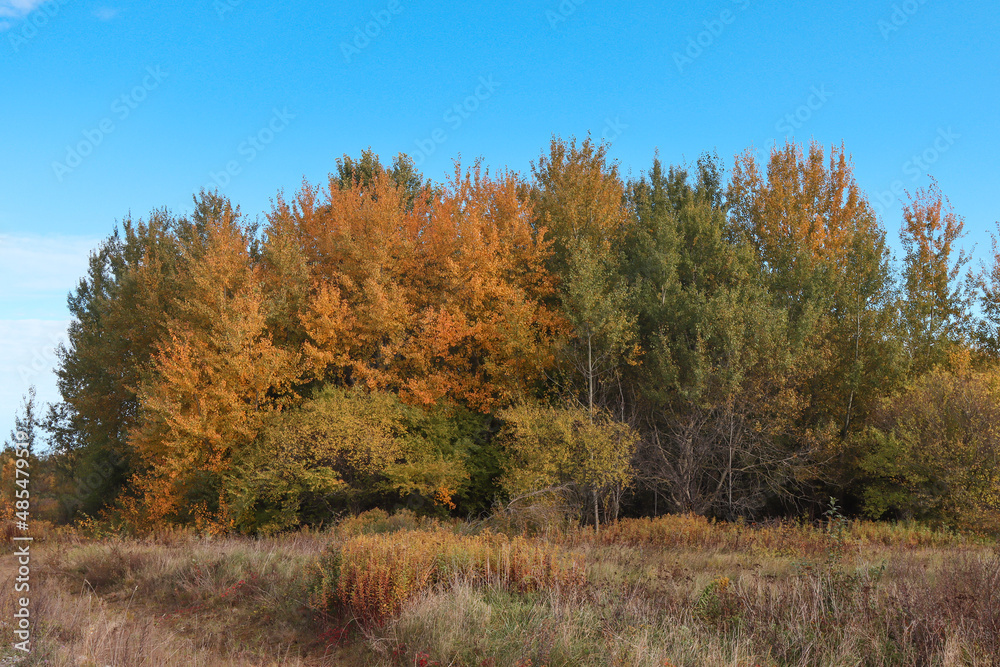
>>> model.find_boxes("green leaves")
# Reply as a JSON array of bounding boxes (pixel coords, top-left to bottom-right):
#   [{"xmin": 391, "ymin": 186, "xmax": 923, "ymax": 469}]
[{"xmin": 498, "ymin": 402, "xmax": 637, "ymax": 525}]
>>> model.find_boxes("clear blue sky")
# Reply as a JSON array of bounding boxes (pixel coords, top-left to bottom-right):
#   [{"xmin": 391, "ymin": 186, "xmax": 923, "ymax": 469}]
[{"xmin": 2, "ymin": 0, "xmax": 998, "ymax": 435}]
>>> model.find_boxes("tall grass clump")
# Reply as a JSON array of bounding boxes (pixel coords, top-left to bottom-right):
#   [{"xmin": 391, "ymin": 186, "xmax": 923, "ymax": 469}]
[{"xmin": 310, "ymin": 527, "xmax": 585, "ymax": 624}]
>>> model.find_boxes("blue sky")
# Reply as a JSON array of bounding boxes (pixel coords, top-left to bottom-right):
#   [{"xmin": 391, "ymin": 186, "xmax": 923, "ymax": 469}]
[{"xmin": 2, "ymin": 0, "xmax": 998, "ymax": 436}]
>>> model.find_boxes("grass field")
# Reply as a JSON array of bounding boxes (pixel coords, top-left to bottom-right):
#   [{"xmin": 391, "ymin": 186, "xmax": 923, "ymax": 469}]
[{"xmin": 1, "ymin": 512, "xmax": 998, "ymax": 666}]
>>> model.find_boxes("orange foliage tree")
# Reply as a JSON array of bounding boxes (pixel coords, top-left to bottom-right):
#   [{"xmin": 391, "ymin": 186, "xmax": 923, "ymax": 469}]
[
  {"xmin": 729, "ymin": 140, "xmax": 902, "ymax": 438},
  {"xmin": 128, "ymin": 194, "xmax": 299, "ymax": 528},
  {"xmin": 531, "ymin": 136, "xmax": 638, "ymax": 418},
  {"xmin": 263, "ymin": 160, "xmax": 562, "ymax": 412}
]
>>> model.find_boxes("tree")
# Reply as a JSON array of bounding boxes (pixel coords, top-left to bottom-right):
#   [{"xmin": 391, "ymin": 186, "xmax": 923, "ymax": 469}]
[
  {"xmin": 531, "ymin": 136, "xmax": 637, "ymax": 419},
  {"xmin": 899, "ymin": 180, "xmax": 972, "ymax": 373},
  {"xmin": 231, "ymin": 387, "xmax": 484, "ymax": 533},
  {"xmin": 3, "ymin": 386, "xmax": 41, "ymax": 454},
  {"xmin": 128, "ymin": 193, "xmax": 298, "ymax": 528},
  {"xmin": 856, "ymin": 365, "xmax": 1000, "ymax": 530},
  {"xmin": 49, "ymin": 208, "xmax": 184, "ymax": 518},
  {"xmin": 975, "ymin": 221, "xmax": 1000, "ymax": 357},
  {"xmin": 728, "ymin": 140, "xmax": 905, "ymax": 497},
  {"xmin": 269, "ymin": 159, "xmax": 561, "ymax": 412},
  {"xmin": 499, "ymin": 402, "xmax": 637, "ymax": 531},
  {"xmin": 626, "ymin": 154, "xmax": 817, "ymax": 518},
  {"xmin": 335, "ymin": 148, "xmax": 428, "ymax": 209}
]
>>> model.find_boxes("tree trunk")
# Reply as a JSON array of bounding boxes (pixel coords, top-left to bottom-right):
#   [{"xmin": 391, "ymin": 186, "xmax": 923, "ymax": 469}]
[{"xmin": 593, "ymin": 489, "xmax": 600, "ymax": 534}]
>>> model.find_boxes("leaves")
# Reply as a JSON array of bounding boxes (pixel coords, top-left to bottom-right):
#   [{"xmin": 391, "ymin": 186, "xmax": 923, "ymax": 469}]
[
  {"xmin": 899, "ymin": 179, "xmax": 973, "ymax": 372},
  {"xmin": 42, "ymin": 142, "xmax": 996, "ymax": 533}
]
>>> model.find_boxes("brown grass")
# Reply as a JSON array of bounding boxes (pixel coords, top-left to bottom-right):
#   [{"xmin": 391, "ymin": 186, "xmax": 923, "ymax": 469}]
[
  {"xmin": 0, "ymin": 514, "xmax": 996, "ymax": 665},
  {"xmin": 310, "ymin": 528, "xmax": 585, "ymax": 624}
]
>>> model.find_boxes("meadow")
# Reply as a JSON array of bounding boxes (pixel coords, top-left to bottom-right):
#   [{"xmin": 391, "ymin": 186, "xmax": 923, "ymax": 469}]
[{"xmin": 1, "ymin": 511, "xmax": 998, "ymax": 666}]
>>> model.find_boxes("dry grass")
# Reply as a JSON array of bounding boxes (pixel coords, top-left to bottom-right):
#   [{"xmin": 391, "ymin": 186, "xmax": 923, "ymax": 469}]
[
  {"xmin": 0, "ymin": 514, "xmax": 996, "ymax": 665},
  {"xmin": 310, "ymin": 528, "xmax": 585, "ymax": 624},
  {"xmin": 0, "ymin": 527, "xmax": 344, "ymax": 665}
]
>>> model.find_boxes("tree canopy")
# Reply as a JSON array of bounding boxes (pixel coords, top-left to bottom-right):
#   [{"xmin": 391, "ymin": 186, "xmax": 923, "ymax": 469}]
[{"xmin": 13, "ymin": 139, "xmax": 1000, "ymax": 535}]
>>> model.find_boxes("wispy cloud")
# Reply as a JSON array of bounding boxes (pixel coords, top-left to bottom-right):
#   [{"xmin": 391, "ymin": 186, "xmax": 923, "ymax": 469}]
[
  {"xmin": 0, "ymin": 234, "xmax": 99, "ymax": 440},
  {"xmin": 93, "ymin": 6, "xmax": 118, "ymax": 21},
  {"xmin": 0, "ymin": 318, "xmax": 70, "ymax": 442},
  {"xmin": 0, "ymin": 234, "xmax": 101, "ymax": 318},
  {"xmin": 0, "ymin": 0, "xmax": 46, "ymax": 19}
]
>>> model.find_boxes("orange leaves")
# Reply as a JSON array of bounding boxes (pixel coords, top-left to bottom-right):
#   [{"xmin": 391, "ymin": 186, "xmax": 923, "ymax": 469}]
[
  {"xmin": 900, "ymin": 179, "xmax": 967, "ymax": 280},
  {"xmin": 899, "ymin": 179, "xmax": 972, "ymax": 371},
  {"xmin": 266, "ymin": 161, "xmax": 561, "ymax": 411},
  {"xmin": 531, "ymin": 136, "xmax": 628, "ymax": 261},
  {"xmin": 731, "ymin": 140, "xmax": 874, "ymax": 272},
  {"xmin": 310, "ymin": 527, "xmax": 585, "ymax": 625},
  {"xmin": 301, "ymin": 282, "xmax": 355, "ymax": 379},
  {"xmin": 129, "ymin": 195, "xmax": 299, "ymax": 525}
]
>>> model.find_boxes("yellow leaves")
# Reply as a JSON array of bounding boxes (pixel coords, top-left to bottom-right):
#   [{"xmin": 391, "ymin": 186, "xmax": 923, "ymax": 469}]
[
  {"xmin": 532, "ymin": 136, "xmax": 628, "ymax": 259},
  {"xmin": 264, "ymin": 162, "xmax": 560, "ymax": 412},
  {"xmin": 499, "ymin": 402, "xmax": 638, "ymax": 499},
  {"xmin": 731, "ymin": 139, "xmax": 874, "ymax": 271},
  {"xmin": 128, "ymin": 200, "xmax": 301, "ymax": 526}
]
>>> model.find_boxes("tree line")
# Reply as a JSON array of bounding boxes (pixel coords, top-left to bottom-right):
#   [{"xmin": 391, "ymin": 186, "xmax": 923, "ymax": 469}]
[{"xmin": 6, "ymin": 137, "xmax": 1000, "ymax": 534}]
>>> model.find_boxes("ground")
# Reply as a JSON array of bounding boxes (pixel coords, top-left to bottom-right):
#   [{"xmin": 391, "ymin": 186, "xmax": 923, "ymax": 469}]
[{"xmin": 0, "ymin": 513, "xmax": 997, "ymax": 666}]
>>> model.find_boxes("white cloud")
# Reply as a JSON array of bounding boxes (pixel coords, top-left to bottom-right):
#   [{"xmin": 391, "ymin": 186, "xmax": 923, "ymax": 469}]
[
  {"xmin": 92, "ymin": 6, "xmax": 118, "ymax": 21},
  {"xmin": 0, "ymin": 235, "xmax": 101, "ymax": 443},
  {"xmin": 0, "ymin": 0, "xmax": 46, "ymax": 19},
  {"xmin": 0, "ymin": 319, "xmax": 69, "ymax": 442},
  {"xmin": 0, "ymin": 236, "xmax": 101, "ymax": 440},
  {"xmin": 0, "ymin": 234, "xmax": 101, "ymax": 318}
]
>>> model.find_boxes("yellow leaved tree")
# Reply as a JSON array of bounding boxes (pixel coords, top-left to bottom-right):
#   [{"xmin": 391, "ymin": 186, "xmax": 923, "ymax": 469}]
[{"xmin": 127, "ymin": 193, "xmax": 299, "ymax": 530}]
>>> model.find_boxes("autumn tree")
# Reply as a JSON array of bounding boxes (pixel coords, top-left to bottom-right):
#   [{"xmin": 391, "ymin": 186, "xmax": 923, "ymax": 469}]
[
  {"xmin": 499, "ymin": 402, "xmax": 637, "ymax": 530},
  {"xmin": 229, "ymin": 387, "xmax": 410, "ymax": 533},
  {"xmin": 729, "ymin": 140, "xmax": 904, "ymax": 446},
  {"xmin": 48, "ymin": 209, "xmax": 184, "ymax": 518},
  {"xmin": 335, "ymin": 148, "xmax": 428, "ymax": 208},
  {"xmin": 974, "ymin": 221, "xmax": 1000, "ymax": 357},
  {"xmin": 128, "ymin": 193, "xmax": 298, "ymax": 528},
  {"xmin": 899, "ymin": 180, "xmax": 972, "ymax": 374},
  {"xmin": 1, "ymin": 389, "xmax": 40, "ymax": 523},
  {"xmin": 624, "ymin": 155, "xmax": 815, "ymax": 518},
  {"xmin": 856, "ymin": 365, "xmax": 1000, "ymax": 530},
  {"xmin": 531, "ymin": 136, "xmax": 637, "ymax": 419},
  {"xmin": 230, "ymin": 386, "xmax": 497, "ymax": 532},
  {"xmin": 266, "ymin": 158, "xmax": 561, "ymax": 412}
]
